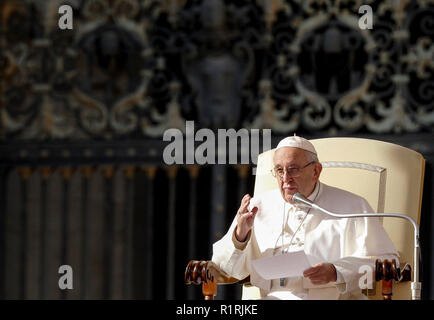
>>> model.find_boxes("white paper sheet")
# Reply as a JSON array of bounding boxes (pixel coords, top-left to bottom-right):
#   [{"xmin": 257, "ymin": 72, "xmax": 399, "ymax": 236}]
[{"xmin": 251, "ymin": 251, "xmax": 312, "ymax": 280}]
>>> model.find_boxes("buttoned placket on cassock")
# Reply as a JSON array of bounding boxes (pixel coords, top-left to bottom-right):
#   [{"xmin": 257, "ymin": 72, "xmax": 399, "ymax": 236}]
[{"xmin": 275, "ymin": 203, "xmax": 311, "ymax": 289}]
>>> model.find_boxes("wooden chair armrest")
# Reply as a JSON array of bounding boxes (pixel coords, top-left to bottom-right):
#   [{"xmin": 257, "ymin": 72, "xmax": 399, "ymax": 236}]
[
  {"xmin": 375, "ymin": 259, "xmax": 412, "ymax": 300},
  {"xmin": 185, "ymin": 260, "xmax": 245, "ymax": 300}
]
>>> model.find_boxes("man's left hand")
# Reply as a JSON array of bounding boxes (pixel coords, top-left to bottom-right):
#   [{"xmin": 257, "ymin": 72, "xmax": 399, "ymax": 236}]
[{"xmin": 303, "ymin": 263, "xmax": 337, "ymax": 285}]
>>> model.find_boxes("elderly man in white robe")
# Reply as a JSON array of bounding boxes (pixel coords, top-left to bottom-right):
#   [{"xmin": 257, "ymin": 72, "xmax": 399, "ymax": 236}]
[{"xmin": 212, "ymin": 135, "xmax": 399, "ymax": 300}]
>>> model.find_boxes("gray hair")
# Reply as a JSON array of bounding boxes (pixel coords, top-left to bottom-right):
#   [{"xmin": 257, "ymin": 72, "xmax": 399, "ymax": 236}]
[{"xmin": 305, "ymin": 150, "xmax": 319, "ymax": 163}]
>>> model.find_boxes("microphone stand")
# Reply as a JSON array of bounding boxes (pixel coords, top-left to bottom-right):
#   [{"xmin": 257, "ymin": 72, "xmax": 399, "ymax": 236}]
[{"xmin": 292, "ymin": 192, "xmax": 421, "ymax": 300}]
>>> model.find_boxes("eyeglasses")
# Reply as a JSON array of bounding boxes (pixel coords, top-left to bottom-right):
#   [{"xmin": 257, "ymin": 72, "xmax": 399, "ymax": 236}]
[{"xmin": 271, "ymin": 161, "xmax": 315, "ymax": 179}]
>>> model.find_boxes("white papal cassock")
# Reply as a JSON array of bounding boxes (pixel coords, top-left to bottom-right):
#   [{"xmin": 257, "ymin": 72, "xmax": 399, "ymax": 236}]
[{"xmin": 212, "ymin": 181, "xmax": 399, "ymax": 300}]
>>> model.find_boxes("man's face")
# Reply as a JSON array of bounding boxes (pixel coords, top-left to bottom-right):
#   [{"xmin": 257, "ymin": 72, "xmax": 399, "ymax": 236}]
[{"xmin": 273, "ymin": 147, "xmax": 322, "ymax": 203}]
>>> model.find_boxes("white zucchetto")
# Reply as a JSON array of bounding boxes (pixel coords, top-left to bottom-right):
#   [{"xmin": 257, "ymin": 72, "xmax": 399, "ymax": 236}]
[{"xmin": 275, "ymin": 135, "xmax": 317, "ymax": 155}]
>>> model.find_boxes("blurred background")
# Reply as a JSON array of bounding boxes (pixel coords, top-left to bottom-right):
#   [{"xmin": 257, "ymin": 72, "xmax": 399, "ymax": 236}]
[{"xmin": 0, "ymin": 0, "xmax": 432, "ymax": 300}]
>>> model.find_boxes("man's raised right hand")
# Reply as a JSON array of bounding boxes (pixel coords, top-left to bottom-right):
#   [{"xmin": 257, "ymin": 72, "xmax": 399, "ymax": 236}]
[{"xmin": 235, "ymin": 194, "xmax": 258, "ymax": 242}]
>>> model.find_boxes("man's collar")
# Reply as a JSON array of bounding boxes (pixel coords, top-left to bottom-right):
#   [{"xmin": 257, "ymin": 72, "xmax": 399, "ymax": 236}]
[{"xmin": 307, "ymin": 181, "xmax": 321, "ymax": 201}]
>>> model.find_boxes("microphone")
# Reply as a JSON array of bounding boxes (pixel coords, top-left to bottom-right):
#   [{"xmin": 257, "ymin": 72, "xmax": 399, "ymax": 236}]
[
  {"xmin": 292, "ymin": 192, "xmax": 421, "ymax": 300},
  {"xmin": 292, "ymin": 193, "xmax": 319, "ymax": 210}
]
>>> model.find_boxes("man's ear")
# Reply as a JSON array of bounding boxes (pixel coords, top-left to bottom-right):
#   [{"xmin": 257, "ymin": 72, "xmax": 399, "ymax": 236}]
[{"xmin": 314, "ymin": 162, "xmax": 322, "ymax": 181}]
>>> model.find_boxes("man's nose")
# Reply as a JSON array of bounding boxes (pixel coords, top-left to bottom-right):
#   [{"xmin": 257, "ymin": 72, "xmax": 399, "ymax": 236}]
[{"xmin": 282, "ymin": 171, "xmax": 293, "ymax": 182}]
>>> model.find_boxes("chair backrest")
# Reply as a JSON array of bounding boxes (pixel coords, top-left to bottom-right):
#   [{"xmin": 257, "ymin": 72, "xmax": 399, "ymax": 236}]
[{"xmin": 243, "ymin": 137, "xmax": 425, "ymax": 300}]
